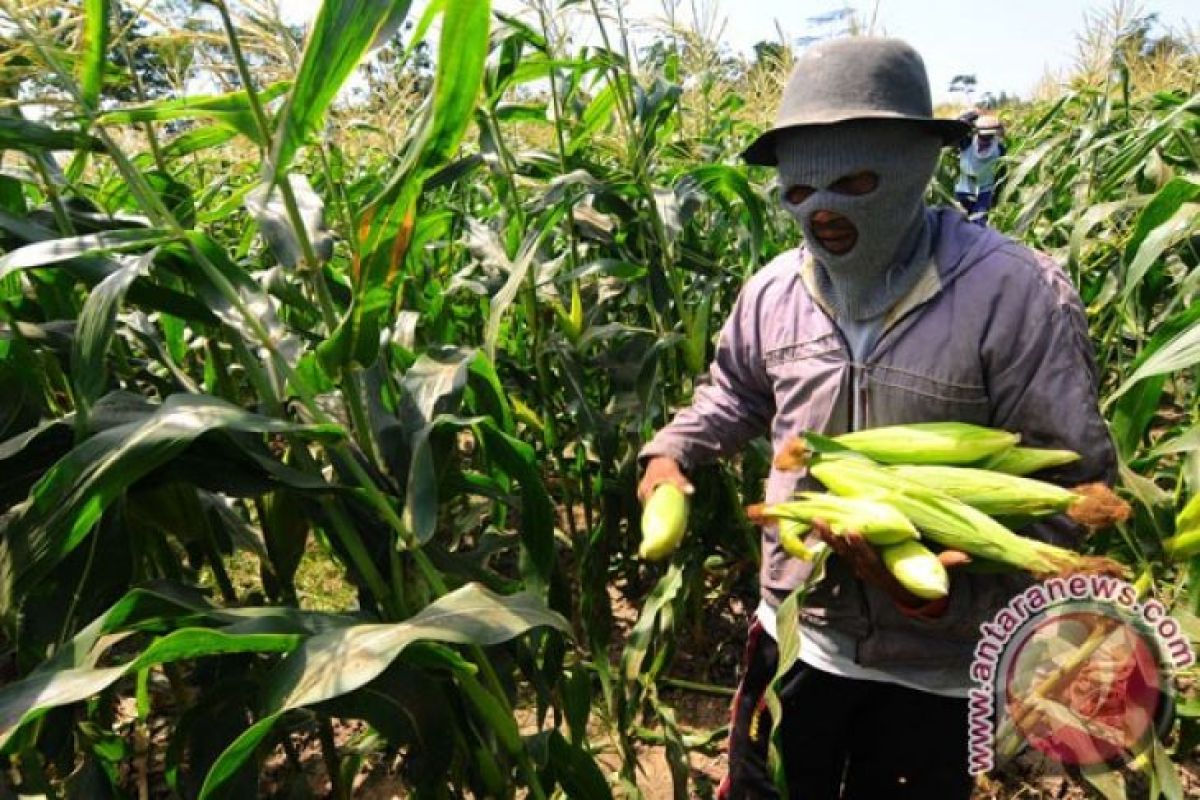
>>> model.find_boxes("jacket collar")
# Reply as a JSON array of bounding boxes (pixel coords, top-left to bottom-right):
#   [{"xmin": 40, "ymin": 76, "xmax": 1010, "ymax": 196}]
[{"xmin": 798, "ymin": 207, "xmax": 1013, "ymax": 335}]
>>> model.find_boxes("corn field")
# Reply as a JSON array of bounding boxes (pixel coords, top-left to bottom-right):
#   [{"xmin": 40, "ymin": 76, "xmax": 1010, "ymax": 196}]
[{"xmin": 0, "ymin": 0, "xmax": 1196, "ymax": 798}]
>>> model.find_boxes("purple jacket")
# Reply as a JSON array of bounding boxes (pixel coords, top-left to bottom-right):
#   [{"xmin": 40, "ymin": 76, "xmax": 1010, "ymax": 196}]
[{"xmin": 640, "ymin": 208, "xmax": 1115, "ymax": 669}]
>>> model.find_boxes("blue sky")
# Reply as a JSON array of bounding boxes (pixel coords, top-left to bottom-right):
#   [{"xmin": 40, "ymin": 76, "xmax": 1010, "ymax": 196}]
[{"xmin": 283, "ymin": 1, "xmax": 1195, "ymax": 104}]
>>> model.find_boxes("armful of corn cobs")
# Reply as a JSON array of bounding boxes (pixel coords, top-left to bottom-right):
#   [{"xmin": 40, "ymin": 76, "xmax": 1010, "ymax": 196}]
[{"xmin": 751, "ymin": 422, "xmax": 1132, "ymax": 601}]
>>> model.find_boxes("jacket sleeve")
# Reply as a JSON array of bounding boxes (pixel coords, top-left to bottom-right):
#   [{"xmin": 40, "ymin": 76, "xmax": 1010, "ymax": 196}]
[
  {"xmin": 638, "ymin": 285, "xmax": 775, "ymax": 471},
  {"xmin": 980, "ymin": 248, "xmax": 1117, "ymax": 544}
]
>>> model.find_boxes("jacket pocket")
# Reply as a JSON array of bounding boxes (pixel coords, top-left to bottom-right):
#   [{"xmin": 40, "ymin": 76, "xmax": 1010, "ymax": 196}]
[
  {"xmin": 863, "ymin": 363, "xmax": 991, "ymax": 426},
  {"xmin": 859, "ymin": 571, "xmax": 1033, "ymax": 664}
]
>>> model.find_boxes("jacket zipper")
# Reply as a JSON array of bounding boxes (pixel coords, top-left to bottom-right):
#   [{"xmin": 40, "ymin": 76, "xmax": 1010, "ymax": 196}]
[
  {"xmin": 850, "ymin": 358, "xmax": 873, "ymax": 665},
  {"xmin": 827, "ymin": 326, "xmax": 875, "ymax": 663}
]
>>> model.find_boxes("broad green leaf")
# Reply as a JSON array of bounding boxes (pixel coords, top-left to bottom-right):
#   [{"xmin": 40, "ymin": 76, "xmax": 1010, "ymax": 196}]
[
  {"xmin": 0, "ymin": 228, "xmax": 174, "ymax": 275},
  {"xmin": 72, "ymin": 250, "xmax": 154, "ymax": 408},
  {"xmin": 620, "ymin": 565, "xmax": 684, "ymax": 683},
  {"xmin": 199, "ymin": 583, "xmax": 568, "ymax": 799},
  {"xmin": 318, "ymin": 0, "xmax": 491, "ymax": 372},
  {"xmin": 483, "ymin": 226, "xmax": 547, "ymax": 361},
  {"xmin": 267, "ymin": 0, "xmax": 415, "ymax": 185},
  {"xmin": 1150, "ymin": 426, "xmax": 1200, "ymax": 458},
  {"xmin": 244, "ymin": 174, "xmax": 332, "ymax": 267},
  {"xmin": 417, "ymin": 0, "xmax": 491, "ymax": 168},
  {"xmin": 476, "ymin": 421, "xmax": 554, "ymax": 583},
  {"xmin": 163, "ymin": 232, "xmax": 301, "ymax": 365},
  {"xmin": 0, "ymin": 629, "xmax": 301, "ymax": 752},
  {"xmin": 1109, "ymin": 301, "xmax": 1200, "ymax": 455},
  {"xmin": 269, "ymin": 583, "xmax": 565, "ymax": 709},
  {"xmin": 0, "ymin": 212, "xmax": 213, "ymax": 323},
  {"xmin": 95, "ymin": 83, "xmax": 292, "ymax": 144},
  {"xmin": 1123, "ymin": 177, "xmax": 1200, "ymax": 265},
  {"xmin": 1067, "ymin": 199, "xmax": 1139, "ymax": 272},
  {"xmin": 569, "ymin": 83, "xmax": 619, "ymax": 154},
  {"xmin": 0, "ymin": 118, "xmax": 104, "ymax": 153},
  {"xmin": 1120, "ymin": 201, "xmax": 1199, "ymax": 299},
  {"xmin": 160, "ymin": 125, "xmax": 238, "ymax": 159},
  {"xmin": 1109, "ymin": 317, "xmax": 1200, "ymax": 402},
  {"xmin": 0, "ymin": 395, "xmax": 342, "ymax": 613},
  {"xmin": 78, "ymin": 0, "xmax": 109, "ymax": 113}
]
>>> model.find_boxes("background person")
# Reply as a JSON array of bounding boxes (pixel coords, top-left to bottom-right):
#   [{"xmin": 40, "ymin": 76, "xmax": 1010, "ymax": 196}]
[{"xmin": 955, "ymin": 110, "xmax": 1007, "ymax": 223}]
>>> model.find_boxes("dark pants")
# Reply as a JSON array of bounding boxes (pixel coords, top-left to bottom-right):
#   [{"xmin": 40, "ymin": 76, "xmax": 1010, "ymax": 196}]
[
  {"xmin": 718, "ymin": 620, "xmax": 975, "ymax": 800},
  {"xmin": 955, "ymin": 190, "xmax": 994, "ymax": 224}
]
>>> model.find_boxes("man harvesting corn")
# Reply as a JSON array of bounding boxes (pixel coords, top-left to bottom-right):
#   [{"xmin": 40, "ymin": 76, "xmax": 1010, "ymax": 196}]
[{"xmin": 637, "ymin": 38, "xmax": 1115, "ymax": 799}]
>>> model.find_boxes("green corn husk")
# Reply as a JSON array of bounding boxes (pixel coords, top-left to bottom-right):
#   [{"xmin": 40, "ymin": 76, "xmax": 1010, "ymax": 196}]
[
  {"xmin": 809, "ymin": 456, "xmax": 1127, "ymax": 578},
  {"xmin": 830, "ymin": 422, "xmax": 1019, "ymax": 465},
  {"xmin": 881, "ymin": 540, "xmax": 949, "ymax": 599},
  {"xmin": 748, "ymin": 492, "xmax": 919, "ymax": 546},
  {"xmin": 639, "ymin": 483, "xmax": 689, "ymax": 561},
  {"xmin": 884, "ymin": 465, "xmax": 1130, "ymax": 528},
  {"xmin": 977, "ymin": 446, "xmax": 1081, "ymax": 476},
  {"xmin": 778, "ymin": 517, "xmax": 816, "ymax": 560}
]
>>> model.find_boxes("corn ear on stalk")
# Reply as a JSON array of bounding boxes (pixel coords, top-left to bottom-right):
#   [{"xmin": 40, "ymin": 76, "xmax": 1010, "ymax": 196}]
[
  {"xmin": 977, "ymin": 446, "xmax": 1081, "ymax": 476},
  {"xmin": 639, "ymin": 483, "xmax": 689, "ymax": 561},
  {"xmin": 1162, "ymin": 494, "xmax": 1200, "ymax": 561},
  {"xmin": 880, "ymin": 540, "xmax": 949, "ymax": 599},
  {"xmin": 747, "ymin": 492, "xmax": 918, "ymax": 546},
  {"xmin": 831, "ymin": 422, "xmax": 1019, "ymax": 465},
  {"xmin": 884, "ymin": 466, "xmax": 1130, "ymax": 528},
  {"xmin": 809, "ymin": 456, "xmax": 1127, "ymax": 578}
]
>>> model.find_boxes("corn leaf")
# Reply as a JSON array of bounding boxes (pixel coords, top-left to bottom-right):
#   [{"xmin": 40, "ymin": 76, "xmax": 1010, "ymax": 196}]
[
  {"xmin": 72, "ymin": 250, "xmax": 154, "ymax": 409},
  {"xmin": 267, "ymin": 0, "xmax": 415, "ymax": 185},
  {"xmin": 78, "ymin": 0, "xmax": 109, "ymax": 113},
  {"xmin": 0, "ymin": 395, "xmax": 343, "ymax": 615},
  {"xmin": 199, "ymin": 582, "xmax": 568, "ymax": 799},
  {"xmin": 0, "ymin": 628, "xmax": 302, "ymax": 752},
  {"xmin": 0, "ymin": 118, "xmax": 104, "ymax": 153},
  {"xmin": 95, "ymin": 83, "xmax": 292, "ymax": 144}
]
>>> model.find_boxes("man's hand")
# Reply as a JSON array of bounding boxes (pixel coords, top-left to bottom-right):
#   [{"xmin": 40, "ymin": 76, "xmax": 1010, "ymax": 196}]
[
  {"xmin": 811, "ymin": 519, "xmax": 970, "ymax": 612},
  {"xmin": 638, "ymin": 457, "xmax": 695, "ymax": 505}
]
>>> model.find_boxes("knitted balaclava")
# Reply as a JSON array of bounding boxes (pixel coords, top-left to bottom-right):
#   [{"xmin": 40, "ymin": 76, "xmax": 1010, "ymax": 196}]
[{"xmin": 776, "ymin": 120, "xmax": 941, "ymax": 321}]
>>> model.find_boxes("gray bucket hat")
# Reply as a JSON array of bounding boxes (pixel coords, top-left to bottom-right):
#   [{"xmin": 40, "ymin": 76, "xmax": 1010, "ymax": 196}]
[{"xmin": 742, "ymin": 37, "xmax": 970, "ymax": 166}]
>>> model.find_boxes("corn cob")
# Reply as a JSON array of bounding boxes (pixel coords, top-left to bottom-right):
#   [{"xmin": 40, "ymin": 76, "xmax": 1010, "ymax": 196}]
[
  {"xmin": 883, "ymin": 465, "xmax": 1130, "ymax": 529},
  {"xmin": 778, "ymin": 517, "xmax": 816, "ymax": 560},
  {"xmin": 977, "ymin": 446, "xmax": 1081, "ymax": 476},
  {"xmin": 639, "ymin": 483, "xmax": 689, "ymax": 561},
  {"xmin": 831, "ymin": 422, "xmax": 1019, "ymax": 465},
  {"xmin": 747, "ymin": 492, "xmax": 918, "ymax": 546},
  {"xmin": 809, "ymin": 456, "xmax": 1127, "ymax": 578},
  {"xmin": 880, "ymin": 540, "xmax": 949, "ymax": 599}
]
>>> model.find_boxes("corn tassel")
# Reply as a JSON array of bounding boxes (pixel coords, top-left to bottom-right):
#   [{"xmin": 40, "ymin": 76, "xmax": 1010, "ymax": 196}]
[
  {"xmin": 884, "ymin": 465, "xmax": 1130, "ymax": 529},
  {"xmin": 880, "ymin": 540, "xmax": 949, "ymax": 599},
  {"xmin": 809, "ymin": 456, "xmax": 1127, "ymax": 578},
  {"xmin": 747, "ymin": 492, "xmax": 918, "ymax": 546}
]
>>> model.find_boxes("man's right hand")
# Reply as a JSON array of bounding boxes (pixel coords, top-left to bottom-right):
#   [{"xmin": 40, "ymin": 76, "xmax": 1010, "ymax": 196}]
[{"xmin": 638, "ymin": 457, "xmax": 695, "ymax": 505}]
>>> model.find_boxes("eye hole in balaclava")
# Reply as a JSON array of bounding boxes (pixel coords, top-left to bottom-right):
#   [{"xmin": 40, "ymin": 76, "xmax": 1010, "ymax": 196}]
[{"xmin": 782, "ymin": 171, "xmax": 878, "ymax": 206}]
